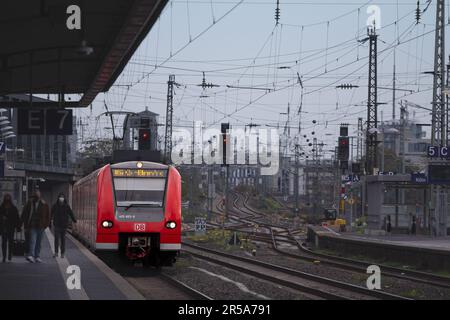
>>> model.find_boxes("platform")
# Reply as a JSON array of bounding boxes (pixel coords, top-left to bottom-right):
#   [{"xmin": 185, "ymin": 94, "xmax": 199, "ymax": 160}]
[
  {"xmin": 0, "ymin": 230, "xmax": 144, "ymax": 300},
  {"xmin": 307, "ymin": 225, "xmax": 450, "ymax": 271},
  {"xmin": 342, "ymin": 233, "xmax": 450, "ymax": 252}
]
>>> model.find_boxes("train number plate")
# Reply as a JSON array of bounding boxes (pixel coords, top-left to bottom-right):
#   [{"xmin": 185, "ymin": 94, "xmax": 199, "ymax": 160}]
[{"xmin": 134, "ymin": 223, "xmax": 146, "ymax": 232}]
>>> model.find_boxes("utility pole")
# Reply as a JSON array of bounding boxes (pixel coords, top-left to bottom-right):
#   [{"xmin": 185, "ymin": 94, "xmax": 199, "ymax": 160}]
[
  {"xmin": 313, "ymin": 137, "xmax": 319, "ymax": 217},
  {"xmin": 221, "ymin": 123, "xmax": 230, "ymax": 223},
  {"xmin": 165, "ymin": 75, "xmax": 179, "ymax": 163},
  {"xmin": 431, "ymin": 0, "xmax": 446, "ymax": 147},
  {"xmin": 365, "ymin": 27, "xmax": 378, "ymax": 175},
  {"xmin": 399, "ymin": 103, "xmax": 407, "ymax": 175},
  {"xmin": 446, "ymin": 57, "xmax": 450, "ymax": 143},
  {"xmin": 207, "ymin": 163, "xmax": 214, "ymax": 221},
  {"xmin": 294, "ymin": 143, "xmax": 300, "ymax": 214},
  {"xmin": 188, "ymin": 120, "xmax": 195, "ymax": 220},
  {"xmin": 357, "ymin": 117, "xmax": 363, "ymax": 161},
  {"xmin": 392, "ymin": 50, "xmax": 397, "ymax": 120},
  {"xmin": 430, "ymin": 0, "xmax": 447, "ymax": 237}
]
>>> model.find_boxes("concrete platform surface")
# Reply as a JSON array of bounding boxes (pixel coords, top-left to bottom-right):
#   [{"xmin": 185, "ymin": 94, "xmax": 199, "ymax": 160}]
[
  {"xmin": 0, "ymin": 229, "xmax": 144, "ymax": 300},
  {"xmin": 342, "ymin": 233, "xmax": 450, "ymax": 252}
]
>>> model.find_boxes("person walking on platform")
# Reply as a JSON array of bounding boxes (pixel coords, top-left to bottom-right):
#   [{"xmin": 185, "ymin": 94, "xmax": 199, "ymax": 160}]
[
  {"xmin": 411, "ymin": 215, "xmax": 417, "ymax": 235},
  {"xmin": 21, "ymin": 191, "xmax": 50, "ymax": 263},
  {"xmin": 0, "ymin": 194, "xmax": 20, "ymax": 262},
  {"xmin": 50, "ymin": 193, "xmax": 76, "ymax": 258},
  {"xmin": 386, "ymin": 215, "xmax": 392, "ymax": 234}
]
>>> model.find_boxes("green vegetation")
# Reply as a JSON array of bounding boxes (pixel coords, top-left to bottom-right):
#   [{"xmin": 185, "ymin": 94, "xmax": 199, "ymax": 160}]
[
  {"xmin": 401, "ymin": 289, "xmax": 425, "ymax": 299},
  {"xmin": 352, "ymin": 216, "xmax": 367, "ymax": 234},
  {"xmin": 249, "ymin": 194, "xmax": 282, "ymax": 213},
  {"xmin": 187, "ymin": 229, "xmax": 255, "ymax": 251}
]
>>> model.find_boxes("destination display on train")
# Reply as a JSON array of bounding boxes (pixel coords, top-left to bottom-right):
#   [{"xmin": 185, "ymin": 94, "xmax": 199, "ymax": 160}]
[{"xmin": 112, "ymin": 168, "xmax": 167, "ymax": 178}]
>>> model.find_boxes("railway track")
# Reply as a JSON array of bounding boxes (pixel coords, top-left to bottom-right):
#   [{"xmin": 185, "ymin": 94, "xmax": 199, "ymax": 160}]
[
  {"xmin": 203, "ymin": 191, "xmax": 450, "ymax": 297},
  {"xmin": 182, "ymin": 241, "xmax": 409, "ymax": 300},
  {"xmin": 122, "ymin": 271, "xmax": 212, "ymax": 300},
  {"xmin": 70, "ymin": 231, "xmax": 212, "ymax": 300},
  {"xmin": 158, "ymin": 273, "xmax": 213, "ymax": 300},
  {"xmin": 287, "ymin": 231, "xmax": 450, "ymax": 289},
  {"xmin": 229, "ymin": 192, "xmax": 450, "ymax": 291}
]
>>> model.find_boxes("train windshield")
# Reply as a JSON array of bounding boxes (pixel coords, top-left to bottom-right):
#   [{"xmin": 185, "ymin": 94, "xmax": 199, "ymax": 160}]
[{"xmin": 113, "ymin": 177, "xmax": 165, "ymax": 208}]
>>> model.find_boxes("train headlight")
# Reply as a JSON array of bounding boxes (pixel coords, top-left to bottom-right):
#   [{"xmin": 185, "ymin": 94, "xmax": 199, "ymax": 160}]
[
  {"xmin": 166, "ymin": 221, "xmax": 177, "ymax": 229},
  {"xmin": 102, "ymin": 220, "xmax": 113, "ymax": 228},
  {"xmin": 136, "ymin": 161, "xmax": 143, "ymax": 168}
]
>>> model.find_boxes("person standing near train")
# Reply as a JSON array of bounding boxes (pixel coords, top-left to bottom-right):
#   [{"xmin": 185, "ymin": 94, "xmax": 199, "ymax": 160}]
[
  {"xmin": 21, "ymin": 191, "xmax": 50, "ymax": 263},
  {"xmin": 50, "ymin": 193, "xmax": 76, "ymax": 258},
  {"xmin": 0, "ymin": 194, "xmax": 21, "ymax": 262}
]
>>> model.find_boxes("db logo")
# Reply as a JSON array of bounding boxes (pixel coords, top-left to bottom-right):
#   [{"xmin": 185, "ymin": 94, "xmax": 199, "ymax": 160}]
[{"xmin": 134, "ymin": 223, "xmax": 146, "ymax": 232}]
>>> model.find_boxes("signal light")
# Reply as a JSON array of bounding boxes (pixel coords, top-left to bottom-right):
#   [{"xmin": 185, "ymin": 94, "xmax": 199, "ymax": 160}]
[
  {"xmin": 138, "ymin": 129, "xmax": 151, "ymax": 150},
  {"xmin": 338, "ymin": 137, "xmax": 349, "ymax": 161},
  {"xmin": 221, "ymin": 123, "xmax": 230, "ymax": 166}
]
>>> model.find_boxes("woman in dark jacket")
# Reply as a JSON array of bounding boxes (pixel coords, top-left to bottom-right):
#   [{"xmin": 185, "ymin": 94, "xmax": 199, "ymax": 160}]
[
  {"xmin": 0, "ymin": 194, "xmax": 21, "ymax": 262},
  {"xmin": 50, "ymin": 193, "xmax": 76, "ymax": 258}
]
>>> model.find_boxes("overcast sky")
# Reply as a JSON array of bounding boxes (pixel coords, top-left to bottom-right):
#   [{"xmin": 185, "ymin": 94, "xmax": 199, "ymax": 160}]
[{"xmin": 75, "ymin": 0, "xmax": 445, "ymax": 159}]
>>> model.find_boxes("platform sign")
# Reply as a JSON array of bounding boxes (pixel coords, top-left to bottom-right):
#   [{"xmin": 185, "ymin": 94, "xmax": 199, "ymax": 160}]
[
  {"xmin": 0, "ymin": 142, "xmax": 5, "ymax": 155},
  {"xmin": 46, "ymin": 109, "xmax": 73, "ymax": 135},
  {"xmin": 18, "ymin": 109, "xmax": 73, "ymax": 135},
  {"xmin": 411, "ymin": 173, "xmax": 428, "ymax": 184},
  {"xmin": 195, "ymin": 217, "xmax": 206, "ymax": 234},
  {"xmin": 427, "ymin": 146, "xmax": 450, "ymax": 158},
  {"xmin": 342, "ymin": 174, "xmax": 360, "ymax": 183},
  {"xmin": 428, "ymin": 164, "xmax": 450, "ymax": 184}
]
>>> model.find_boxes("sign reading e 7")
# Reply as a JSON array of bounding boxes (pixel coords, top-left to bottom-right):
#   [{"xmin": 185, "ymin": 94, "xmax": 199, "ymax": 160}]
[{"xmin": 18, "ymin": 109, "xmax": 73, "ymax": 135}]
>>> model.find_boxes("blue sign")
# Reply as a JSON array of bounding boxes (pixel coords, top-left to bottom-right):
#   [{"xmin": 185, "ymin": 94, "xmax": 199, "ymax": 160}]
[
  {"xmin": 427, "ymin": 146, "xmax": 450, "ymax": 158},
  {"xmin": 428, "ymin": 165, "xmax": 450, "ymax": 184},
  {"xmin": 411, "ymin": 173, "xmax": 428, "ymax": 184},
  {"xmin": 0, "ymin": 142, "xmax": 5, "ymax": 155},
  {"xmin": 342, "ymin": 174, "xmax": 360, "ymax": 183},
  {"xmin": 377, "ymin": 171, "xmax": 396, "ymax": 175}
]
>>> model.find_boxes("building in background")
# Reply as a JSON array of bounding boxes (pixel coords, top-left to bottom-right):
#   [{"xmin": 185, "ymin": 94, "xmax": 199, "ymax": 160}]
[
  {"xmin": 0, "ymin": 94, "xmax": 77, "ymax": 209},
  {"xmin": 303, "ymin": 159, "xmax": 336, "ymax": 215},
  {"xmin": 122, "ymin": 108, "xmax": 159, "ymax": 151},
  {"xmin": 379, "ymin": 107, "xmax": 430, "ymax": 172}
]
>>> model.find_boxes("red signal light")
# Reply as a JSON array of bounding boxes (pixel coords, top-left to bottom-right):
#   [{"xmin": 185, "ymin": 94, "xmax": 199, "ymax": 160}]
[{"xmin": 142, "ymin": 132, "xmax": 150, "ymax": 140}]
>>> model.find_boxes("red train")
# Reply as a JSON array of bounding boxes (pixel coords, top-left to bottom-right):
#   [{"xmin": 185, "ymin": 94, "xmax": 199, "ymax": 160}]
[{"xmin": 72, "ymin": 161, "xmax": 181, "ymax": 266}]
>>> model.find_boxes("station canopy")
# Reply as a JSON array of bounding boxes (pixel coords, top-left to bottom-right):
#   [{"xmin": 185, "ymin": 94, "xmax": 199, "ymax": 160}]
[{"xmin": 0, "ymin": 0, "xmax": 167, "ymax": 108}]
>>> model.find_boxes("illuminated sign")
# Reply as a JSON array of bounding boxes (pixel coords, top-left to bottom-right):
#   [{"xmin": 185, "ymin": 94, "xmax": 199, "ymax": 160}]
[{"xmin": 112, "ymin": 169, "xmax": 167, "ymax": 178}]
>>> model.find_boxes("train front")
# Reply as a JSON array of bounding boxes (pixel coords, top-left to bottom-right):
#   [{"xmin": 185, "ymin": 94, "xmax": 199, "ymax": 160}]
[{"xmin": 107, "ymin": 161, "xmax": 181, "ymax": 266}]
